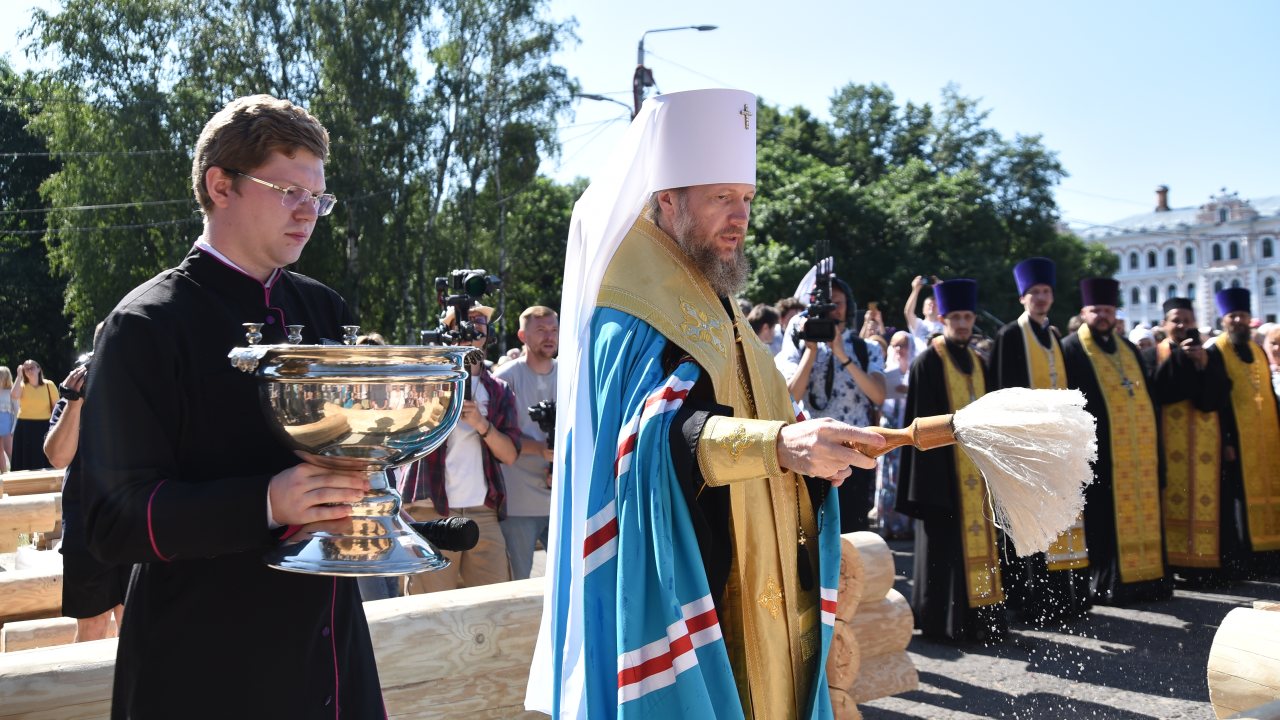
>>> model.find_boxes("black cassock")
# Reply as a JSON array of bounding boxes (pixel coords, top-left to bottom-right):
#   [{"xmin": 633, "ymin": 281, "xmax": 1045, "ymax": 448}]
[
  {"xmin": 992, "ymin": 319, "xmax": 1091, "ymax": 624},
  {"xmin": 79, "ymin": 248, "xmax": 384, "ymax": 719},
  {"xmin": 1143, "ymin": 341, "xmax": 1251, "ymax": 584},
  {"xmin": 1061, "ymin": 331, "xmax": 1172, "ymax": 605},
  {"xmin": 895, "ymin": 340, "xmax": 1007, "ymax": 642}
]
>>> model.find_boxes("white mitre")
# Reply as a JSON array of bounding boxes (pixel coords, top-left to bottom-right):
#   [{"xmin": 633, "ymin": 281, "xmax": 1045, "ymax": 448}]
[{"xmin": 526, "ymin": 88, "xmax": 757, "ymax": 718}]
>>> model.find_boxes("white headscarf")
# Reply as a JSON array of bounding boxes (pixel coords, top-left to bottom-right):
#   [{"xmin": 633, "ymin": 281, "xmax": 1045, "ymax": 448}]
[{"xmin": 527, "ymin": 88, "xmax": 757, "ymax": 717}]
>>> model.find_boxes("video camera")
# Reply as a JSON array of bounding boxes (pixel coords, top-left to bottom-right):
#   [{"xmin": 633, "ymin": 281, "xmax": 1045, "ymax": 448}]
[
  {"xmin": 527, "ymin": 400, "xmax": 556, "ymax": 450},
  {"xmin": 795, "ymin": 255, "xmax": 838, "ymax": 343},
  {"xmin": 420, "ymin": 268, "xmax": 503, "ymax": 345}
]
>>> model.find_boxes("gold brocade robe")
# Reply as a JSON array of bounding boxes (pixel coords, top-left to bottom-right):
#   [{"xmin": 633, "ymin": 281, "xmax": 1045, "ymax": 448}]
[
  {"xmin": 1015, "ymin": 314, "xmax": 1088, "ymax": 571},
  {"xmin": 597, "ymin": 217, "xmax": 821, "ymax": 719},
  {"xmin": 1155, "ymin": 339, "xmax": 1224, "ymax": 568},
  {"xmin": 1210, "ymin": 334, "xmax": 1280, "ymax": 552}
]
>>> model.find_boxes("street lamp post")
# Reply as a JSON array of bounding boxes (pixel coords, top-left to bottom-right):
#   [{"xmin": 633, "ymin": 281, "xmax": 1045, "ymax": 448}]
[
  {"xmin": 632, "ymin": 24, "xmax": 717, "ymax": 118},
  {"xmin": 576, "ymin": 93, "xmax": 635, "ymax": 115}
]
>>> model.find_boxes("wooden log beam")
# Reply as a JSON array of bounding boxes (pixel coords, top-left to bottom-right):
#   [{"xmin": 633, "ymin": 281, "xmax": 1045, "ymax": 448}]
[
  {"xmin": 849, "ymin": 649, "xmax": 918, "ymax": 704},
  {"xmin": 846, "ymin": 531, "xmax": 895, "ymax": 604},
  {"xmin": 849, "ymin": 588, "xmax": 914, "ymax": 659},
  {"xmin": 0, "ymin": 493, "xmax": 62, "ymax": 553},
  {"xmin": 836, "ymin": 535, "xmax": 864, "ymax": 622},
  {"xmin": 1210, "ymin": 604, "xmax": 1280, "ymax": 719},
  {"xmin": 1, "ymin": 617, "xmax": 79, "ymax": 653},
  {"xmin": 0, "ymin": 637, "xmax": 115, "ymax": 719},
  {"xmin": 0, "ymin": 469, "xmax": 64, "ymax": 498},
  {"xmin": 829, "ymin": 686, "xmax": 862, "ymax": 720},
  {"xmin": 826, "ymin": 618, "xmax": 861, "ymax": 690},
  {"xmin": 0, "ymin": 577, "xmax": 548, "ymax": 719},
  {"xmin": 1228, "ymin": 698, "xmax": 1280, "ymax": 719},
  {"xmin": 0, "ymin": 568, "xmax": 62, "ymax": 624}
]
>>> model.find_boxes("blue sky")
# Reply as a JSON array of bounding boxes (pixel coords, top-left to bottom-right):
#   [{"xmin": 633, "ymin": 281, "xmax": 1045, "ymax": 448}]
[
  {"xmin": 4, "ymin": 0, "xmax": 1278, "ymax": 231},
  {"xmin": 544, "ymin": 0, "xmax": 1280, "ymax": 230}
]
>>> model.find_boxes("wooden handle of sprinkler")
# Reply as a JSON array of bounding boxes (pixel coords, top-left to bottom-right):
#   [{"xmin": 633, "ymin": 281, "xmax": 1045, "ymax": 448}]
[{"xmin": 851, "ymin": 414, "xmax": 957, "ymax": 459}]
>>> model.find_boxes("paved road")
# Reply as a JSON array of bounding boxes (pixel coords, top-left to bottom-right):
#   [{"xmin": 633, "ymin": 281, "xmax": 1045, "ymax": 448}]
[{"xmin": 861, "ymin": 539, "xmax": 1280, "ymax": 720}]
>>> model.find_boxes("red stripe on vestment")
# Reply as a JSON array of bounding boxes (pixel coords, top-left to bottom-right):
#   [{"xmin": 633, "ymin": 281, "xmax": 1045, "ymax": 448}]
[{"xmin": 583, "ymin": 518, "xmax": 619, "ymax": 557}]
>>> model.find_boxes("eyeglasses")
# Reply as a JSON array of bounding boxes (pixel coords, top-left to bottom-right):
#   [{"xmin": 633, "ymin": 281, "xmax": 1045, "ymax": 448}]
[{"xmin": 227, "ymin": 170, "xmax": 337, "ymax": 216}]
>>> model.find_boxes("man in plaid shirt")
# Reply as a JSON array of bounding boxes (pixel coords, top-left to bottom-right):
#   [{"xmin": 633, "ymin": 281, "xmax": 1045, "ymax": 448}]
[{"xmin": 401, "ymin": 304, "xmax": 522, "ymax": 594}]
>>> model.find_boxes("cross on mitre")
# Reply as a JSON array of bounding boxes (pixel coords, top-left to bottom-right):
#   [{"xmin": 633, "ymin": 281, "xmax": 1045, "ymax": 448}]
[{"xmin": 739, "ymin": 103, "xmax": 752, "ymax": 130}]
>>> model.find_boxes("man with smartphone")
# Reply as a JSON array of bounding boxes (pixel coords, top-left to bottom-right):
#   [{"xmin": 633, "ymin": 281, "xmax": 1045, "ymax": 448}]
[{"xmin": 1144, "ymin": 297, "xmax": 1245, "ymax": 586}]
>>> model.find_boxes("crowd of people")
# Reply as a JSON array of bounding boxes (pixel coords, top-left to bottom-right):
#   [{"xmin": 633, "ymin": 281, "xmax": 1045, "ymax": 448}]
[{"xmin": 6, "ymin": 88, "xmax": 1280, "ymax": 719}]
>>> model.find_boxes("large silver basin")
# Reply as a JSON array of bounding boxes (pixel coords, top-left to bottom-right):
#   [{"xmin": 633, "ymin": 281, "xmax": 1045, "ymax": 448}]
[{"xmin": 230, "ymin": 344, "xmax": 475, "ymax": 576}]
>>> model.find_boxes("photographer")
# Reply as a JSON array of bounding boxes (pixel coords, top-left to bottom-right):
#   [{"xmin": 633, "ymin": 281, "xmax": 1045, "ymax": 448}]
[
  {"xmin": 777, "ymin": 275, "xmax": 886, "ymax": 532},
  {"xmin": 46, "ymin": 329, "xmax": 132, "ymax": 642},
  {"xmin": 493, "ymin": 305, "xmax": 558, "ymax": 580},
  {"xmin": 401, "ymin": 304, "xmax": 521, "ymax": 593}
]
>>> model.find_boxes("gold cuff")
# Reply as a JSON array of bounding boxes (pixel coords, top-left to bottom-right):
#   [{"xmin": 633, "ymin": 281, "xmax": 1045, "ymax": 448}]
[{"xmin": 696, "ymin": 416, "xmax": 785, "ymax": 486}]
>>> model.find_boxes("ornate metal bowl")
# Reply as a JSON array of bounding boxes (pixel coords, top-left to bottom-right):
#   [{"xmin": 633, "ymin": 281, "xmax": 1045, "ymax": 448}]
[{"xmin": 230, "ymin": 344, "xmax": 476, "ymax": 576}]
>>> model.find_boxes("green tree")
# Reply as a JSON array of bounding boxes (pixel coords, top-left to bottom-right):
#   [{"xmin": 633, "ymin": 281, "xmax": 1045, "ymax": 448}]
[
  {"xmin": 0, "ymin": 64, "xmax": 73, "ymax": 374},
  {"xmin": 22, "ymin": 0, "xmax": 577, "ymax": 349},
  {"xmin": 751, "ymin": 85, "xmax": 1103, "ymax": 339}
]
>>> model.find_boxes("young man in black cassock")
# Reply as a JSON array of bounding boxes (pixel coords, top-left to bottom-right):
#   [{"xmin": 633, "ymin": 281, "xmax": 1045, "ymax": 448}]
[
  {"xmin": 1060, "ymin": 278, "xmax": 1172, "ymax": 605},
  {"xmin": 1143, "ymin": 297, "xmax": 1248, "ymax": 586},
  {"xmin": 78, "ymin": 95, "xmax": 385, "ymax": 719},
  {"xmin": 896, "ymin": 279, "xmax": 1008, "ymax": 643},
  {"xmin": 992, "ymin": 258, "xmax": 1091, "ymax": 624}
]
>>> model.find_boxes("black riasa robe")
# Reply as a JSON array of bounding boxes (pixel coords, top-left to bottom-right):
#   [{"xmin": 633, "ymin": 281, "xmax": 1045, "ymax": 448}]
[
  {"xmin": 1061, "ymin": 330, "xmax": 1172, "ymax": 605},
  {"xmin": 895, "ymin": 340, "xmax": 1007, "ymax": 642},
  {"xmin": 79, "ymin": 247, "xmax": 384, "ymax": 719},
  {"xmin": 1141, "ymin": 342, "xmax": 1249, "ymax": 585},
  {"xmin": 992, "ymin": 319, "xmax": 1091, "ymax": 623}
]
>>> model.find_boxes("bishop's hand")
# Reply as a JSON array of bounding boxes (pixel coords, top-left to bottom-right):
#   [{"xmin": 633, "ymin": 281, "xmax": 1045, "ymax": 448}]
[{"xmin": 777, "ymin": 417, "xmax": 884, "ymax": 486}]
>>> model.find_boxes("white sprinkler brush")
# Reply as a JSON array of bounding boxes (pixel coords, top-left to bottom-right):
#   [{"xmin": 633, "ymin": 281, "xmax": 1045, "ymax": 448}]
[{"xmin": 856, "ymin": 387, "xmax": 1098, "ymax": 556}]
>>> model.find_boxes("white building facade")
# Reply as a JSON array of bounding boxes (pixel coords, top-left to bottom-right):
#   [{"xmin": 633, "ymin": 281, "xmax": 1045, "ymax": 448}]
[{"xmin": 1080, "ymin": 187, "xmax": 1280, "ymax": 329}]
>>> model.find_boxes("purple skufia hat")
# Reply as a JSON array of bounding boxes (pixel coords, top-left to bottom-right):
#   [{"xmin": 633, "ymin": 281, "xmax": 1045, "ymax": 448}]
[
  {"xmin": 1215, "ymin": 287, "xmax": 1251, "ymax": 316},
  {"xmin": 933, "ymin": 279, "xmax": 978, "ymax": 316},
  {"xmin": 1013, "ymin": 257, "xmax": 1055, "ymax": 295},
  {"xmin": 1079, "ymin": 277, "xmax": 1120, "ymax": 307}
]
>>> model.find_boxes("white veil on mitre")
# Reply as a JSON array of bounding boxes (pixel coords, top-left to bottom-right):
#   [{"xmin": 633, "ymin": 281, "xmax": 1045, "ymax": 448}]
[{"xmin": 526, "ymin": 88, "xmax": 757, "ymax": 717}]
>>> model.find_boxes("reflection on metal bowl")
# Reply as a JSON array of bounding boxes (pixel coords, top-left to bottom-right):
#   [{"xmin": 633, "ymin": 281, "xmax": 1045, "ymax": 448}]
[{"xmin": 229, "ymin": 344, "xmax": 475, "ymax": 576}]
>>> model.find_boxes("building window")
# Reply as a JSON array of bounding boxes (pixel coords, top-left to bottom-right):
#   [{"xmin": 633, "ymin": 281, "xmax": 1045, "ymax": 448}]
[
  {"xmin": 1264, "ymin": 238, "xmax": 1275, "ymax": 258},
  {"xmin": 1167, "ymin": 284, "xmax": 1177, "ymax": 300},
  {"xmin": 1266, "ymin": 277, "xmax": 1276, "ymax": 297},
  {"xmin": 1149, "ymin": 286, "xmax": 1158, "ymax": 303},
  {"xmin": 1229, "ymin": 241, "xmax": 1240, "ymax": 260},
  {"xmin": 1219, "ymin": 207, "xmax": 1229, "ymax": 223},
  {"xmin": 1129, "ymin": 252, "xmax": 1138, "ymax": 271},
  {"xmin": 1231, "ymin": 279, "xmax": 1241, "ymax": 289},
  {"xmin": 1187, "ymin": 283, "xmax": 1196, "ymax": 299},
  {"xmin": 1147, "ymin": 251, "xmax": 1157, "ymax": 269},
  {"xmin": 1186, "ymin": 246, "xmax": 1195, "ymax": 265},
  {"xmin": 1214, "ymin": 280, "xmax": 1224, "ymax": 294},
  {"xmin": 1165, "ymin": 248, "xmax": 1176, "ymax": 267},
  {"xmin": 1130, "ymin": 287, "xmax": 1141, "ymax": 305},
  {"xmin": 1213, "ymin": 243, "xmax": 1223, "ymax": 262}
]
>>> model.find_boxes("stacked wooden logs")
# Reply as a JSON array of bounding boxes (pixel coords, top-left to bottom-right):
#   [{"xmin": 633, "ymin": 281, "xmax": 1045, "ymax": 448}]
[
  {"xmin": 826, "ymin": 531, "xmax": 918, "ymax": 719},
  {"xmin": 1209, "ymin": 601, "xmax": 1280, "ymax": 719},
  {"xmin": 0, "ymin": 476, "xmax": 68, "ymax": 652}
]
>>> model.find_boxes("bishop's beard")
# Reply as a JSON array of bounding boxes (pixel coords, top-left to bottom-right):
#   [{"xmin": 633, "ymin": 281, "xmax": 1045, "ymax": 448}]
[{"xmin": 670, "ymin": 203, "xmax": 750, "ymax": 299}]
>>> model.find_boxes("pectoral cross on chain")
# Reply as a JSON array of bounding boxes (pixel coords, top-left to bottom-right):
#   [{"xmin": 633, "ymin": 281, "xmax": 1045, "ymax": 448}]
[
  {"xmin": 1119, "ymin": 375, "xmax": 1136, "ymax": 397},
  {"xmin": 739, "ymin": 104, "xmax": 752, "ymax": 130}
]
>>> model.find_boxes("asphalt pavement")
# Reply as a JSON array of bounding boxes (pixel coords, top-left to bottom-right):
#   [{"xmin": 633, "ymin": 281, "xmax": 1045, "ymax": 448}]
[{"xmin": 860, "ymin": 539, "xmax": 1280, "ymax": 720}]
